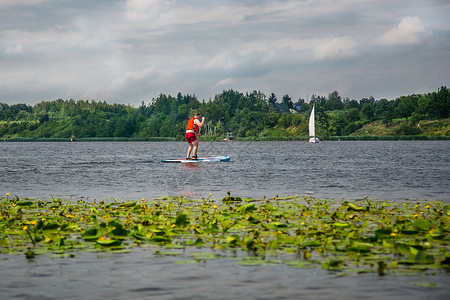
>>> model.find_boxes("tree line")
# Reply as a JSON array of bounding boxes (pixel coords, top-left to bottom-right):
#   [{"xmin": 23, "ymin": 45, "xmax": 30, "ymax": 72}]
[{"xmin": 0, "ymin": 86, "xmax": 448, "ymax": 140}]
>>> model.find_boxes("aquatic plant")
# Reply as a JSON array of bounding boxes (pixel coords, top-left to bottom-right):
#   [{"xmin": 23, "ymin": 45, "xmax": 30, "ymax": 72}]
[{"xmin": 0, "ymin": 194, "xmax": 449, "ymax": 275}]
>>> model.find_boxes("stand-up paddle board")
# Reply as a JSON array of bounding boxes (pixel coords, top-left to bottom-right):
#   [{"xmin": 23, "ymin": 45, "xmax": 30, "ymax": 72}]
[{"xmin": 162, "ymin": 155, "xmax": 230, "ymax": 163}]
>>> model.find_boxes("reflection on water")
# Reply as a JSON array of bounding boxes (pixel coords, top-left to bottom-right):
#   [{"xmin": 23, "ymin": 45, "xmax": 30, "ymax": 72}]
[{"xmin": 0, "ymin": 141, "xmax": 449, "ymax": 202}]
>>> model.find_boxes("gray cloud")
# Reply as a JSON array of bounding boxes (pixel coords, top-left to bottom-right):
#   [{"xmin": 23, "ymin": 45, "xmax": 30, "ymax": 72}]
[{"xmin": 0, "ymin": 0, "xmax": 449, "ymax": 105}]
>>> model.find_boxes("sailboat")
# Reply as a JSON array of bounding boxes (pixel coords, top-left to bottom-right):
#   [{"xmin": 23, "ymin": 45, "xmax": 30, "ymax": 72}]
[{"xmin": 308, "ymin": 105, "xmax": 320, "ymax": 143}]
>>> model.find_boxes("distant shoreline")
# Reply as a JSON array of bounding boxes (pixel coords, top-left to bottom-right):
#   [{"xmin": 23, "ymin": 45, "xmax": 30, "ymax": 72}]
[{"xmin": 2, "ymin": 135, "xmax": 449, "ymax": 142}]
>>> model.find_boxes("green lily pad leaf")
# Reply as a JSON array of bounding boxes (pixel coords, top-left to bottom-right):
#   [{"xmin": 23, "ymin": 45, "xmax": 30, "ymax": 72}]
[
  {"xmin": 410, "ymin": 282, "xmax": 440, "ymax": 288},
  {"xmin": 272, "ymin": 222, "xmax": 288, "ymax": 228},
  {"xmin": 332, "ymin": 222, "xmax": 350, "ymax": 227},
  {"xmin": 439, "ymin": 256, "xmax": 450, "ymax": 266},
  {"xmin": 395, "ymin": 243, "xmax": 412, "ymax": 256},
  {"xmin": 347, "ymin": 203, "xmax": 366, "ymax": 211},
  {"xmin": 0, "ymin": 237, "xmax": 9, "ymax": 246},
  {"xmin": 119, "ymin": 201, "xmax": 136, "ymax": 208},
  {"xmin": 303, "ymin": 241, "xmax": 322, "ymax": 248},
  {"xmin": 191, "ymin": 252, "xmax": 221, "ymax": 260},
  {"xmin": 42, "ymin": 223, "xmax": 59, "ymax": 231},
  {"xmin": 175, "ymin": 214, "xmax": 189, "ymax": 227},
  {"xmin": 245, "ymin": 238, "xmax": 256, "ymax": 250},
  {"xmin": 108, "ymin": 220, "xmax": 123, "ymax": 229},
  {"xmin": 186, "ymin": 238, "xmax": 205, "ymax": 246},
  {"xmin": 226, "ymin": 235, "xmax": 240, "ymax": 247},
  {"xmin": 412, "ymin": 220, "xmax": 432, "ymax": 231},
  {"xmin": 96, "ymin": 238, "xmax": 122, "ymax": 246},
  {"xmin": 109, "ymin": 227, "xmax": 130, "ymax": 238},
  {"xmin": 149, "ymin": 236, "xmax": 171, "ymax": 243},
  {"xmin": 349, "ymin": 242, "xmax": 373, "ymax": 253},
  {"xmin": 25, "ymin": 249, "xmax": 35, "ymax": 259},
  {"xmin": 375, "ymin": 228, "xmax": 392, "ymax": 240},
  {"xmin": 237, "ymin": 203, "xmax": 256, "ymax": 213},
  {"xmin": 175, "ymin": 260, "xmax": 198, "ymax": 264},
  {"xmin": 348, "ymin": 247, "xmax": 372, "ymax": 254},
  {"xmin": 429, "ymin": 233, "xmax": 445, "ymax": 240},
  {"xmin": 285, "ymin": 261, "xmax": 316, "ymax": 268},
  {"xmin": 413, "ymin": 250, "xmax": 434, "ymax": 264},
  {"xmin": 382, "ymin": 239, "xmax": 394, "ymax": 249},
  {"xmin": 237, "ymin": 260, "xmax": 278, "ymax": 266},
  {"xmin": 262, "ymin": 204, "xmax": 277, "ymax": 211},
  {"xmin": 400, "ymin": 229, "xmax": 419, "ymax": 234},
  {"xmin": 154, "ymin": 251, "xmax": 182, "ymax": 256},
  {"xmin": 132, "ymin": 233, "xmax": 146, "ymax": 240},
  {"xmin": 324, "ymin": 259, "xmax": 344, "ymax": 268},
  {"xmin": 151, "ymin": 230, "xmax": 168, "ymax": 236},
  {"xmin": 82, "ymin": 228, "xmax": 100, "ymax": 240},
  {"xmin": 17, "ymin": 201, "xmax": 34, "ymax": 207},
  {"xmin": 105, "ymin": 249, "xmax": 131, "ymax": 254},
  {"xmin": 246, "ymin": 216, "xmax": 259, "ymax": 224}
]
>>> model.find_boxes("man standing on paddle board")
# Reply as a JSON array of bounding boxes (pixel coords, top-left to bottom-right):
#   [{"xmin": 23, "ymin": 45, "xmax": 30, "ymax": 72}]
[{"xmin": 185, "ymin": 113, "xmax": 205, "ymax": 160}]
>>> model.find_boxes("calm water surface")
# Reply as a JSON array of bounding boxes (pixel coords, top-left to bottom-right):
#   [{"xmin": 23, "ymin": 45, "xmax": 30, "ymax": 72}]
[
  {"xmin": 1, "ymin": 141, "xmax": 449, "ymax": 202},
  {"xmin": 1, "ymin": 247, "xmax": 449, "ymax": 300},
  {"xmin": 1, "ymin": 141, "xmax": 449, "ymax": 300}
]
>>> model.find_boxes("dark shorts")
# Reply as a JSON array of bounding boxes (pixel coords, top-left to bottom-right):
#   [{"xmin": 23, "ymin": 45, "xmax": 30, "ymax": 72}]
[{"xmin": 185, "ymin": 132, "xmax": 197, "ymax": 143}]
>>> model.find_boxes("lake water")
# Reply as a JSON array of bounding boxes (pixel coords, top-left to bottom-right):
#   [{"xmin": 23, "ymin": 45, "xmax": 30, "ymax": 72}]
[
  {"xmin": 1, "ymin": 141, "xmax": 449, "ymax": 202},
  {"xmin": 1, "ymin": 247, "xmax": 449, "ymax": 300},
  {"xmin": 1, "ymin": 141, "xmax": 449, "ymax": 299}
]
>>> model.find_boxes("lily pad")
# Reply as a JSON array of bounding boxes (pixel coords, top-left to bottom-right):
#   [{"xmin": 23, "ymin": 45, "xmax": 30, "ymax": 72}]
[
  {"xmin": 82, "ymin": 228, "xmax": 101, "ymax": 240},
  {"xmin": 412, "ymin": 220, "xmax": 432, "ymax": 231},
  {"xmin": 410, "ymin": 282, "xmax": 440, "ymax": 288},
  {"xmin": 96, "ymin": 239, "xmax": 122, "ymax": 247},
  {"xmin": 175, "ymin": 214, "xmax": 189, "ymax": 227}
]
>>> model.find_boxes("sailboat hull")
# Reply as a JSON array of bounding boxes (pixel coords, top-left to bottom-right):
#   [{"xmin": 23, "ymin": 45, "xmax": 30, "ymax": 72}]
[{"xmin": 309, "ymin": 138, "xmax": 320, "ymax": 143}]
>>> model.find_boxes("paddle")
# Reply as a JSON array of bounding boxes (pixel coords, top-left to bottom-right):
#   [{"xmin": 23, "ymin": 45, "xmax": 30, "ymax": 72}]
[{"xmin": 196, "ymin": 123, "xmax": 202, "ymax": 158}]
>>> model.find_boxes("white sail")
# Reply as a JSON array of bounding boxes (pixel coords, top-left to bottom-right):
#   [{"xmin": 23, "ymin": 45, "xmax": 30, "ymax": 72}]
[
  {"xmin": 308, "ymin": 105, "xmax": 315, "ymax": 137},
  {"xmin": 308, "ymin": 105, "xmax": 319, "ymax": 143}
]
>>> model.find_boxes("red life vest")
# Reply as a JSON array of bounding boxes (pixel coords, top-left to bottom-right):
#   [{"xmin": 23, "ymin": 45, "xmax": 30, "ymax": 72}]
[{"xmin": 186, "ymin": 117, "xmax": 199, "ymax": 133}]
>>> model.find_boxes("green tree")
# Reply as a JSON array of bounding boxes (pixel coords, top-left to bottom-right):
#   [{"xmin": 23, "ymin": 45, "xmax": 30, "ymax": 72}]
[
  {"xmin": 393, "ymin": 95, "xmax": 418, "ymax": 118},
  {"xmin": 375, "ymin": 99, "xmax": 394, "ymax": 125},
  {"xmin": 268, "ymin": 93, "xmax": 277, "ymax": 107},
  {"xmin": 417, "ymin": 86, "xmax": 449, "ymax": 119},
  {"xmin": 360, "ymin": 102, "xmax": 374, "ymax": 122},
  {"xmin": 327, "ymin": 91, "xmax": 344, "ymax": 110},
  {"xmin": 282, "ymin": 94, "xmax": 293, "ymax": 109}
]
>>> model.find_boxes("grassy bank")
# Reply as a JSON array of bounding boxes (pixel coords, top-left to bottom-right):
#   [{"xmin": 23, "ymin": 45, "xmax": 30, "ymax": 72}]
[
  {"xmin": 1, "ymin": 194, "xmax": 449, "ymax": 276},
  {"xmin": 2, "ymin": 137, "xmax": 177, "ymax": 142},
  {"xmin": 351, "ymin": 119, "xmax": 450, "ymax": 137},
  {"xmin": 329, "ymin": 135, "xmax": 448, "ymax": 141}
]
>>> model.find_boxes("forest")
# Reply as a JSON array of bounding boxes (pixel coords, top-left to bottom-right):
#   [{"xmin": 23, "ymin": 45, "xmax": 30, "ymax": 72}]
[{"xmin": 0, "ymin": 86, "xmax": 449, "ymax": 141}]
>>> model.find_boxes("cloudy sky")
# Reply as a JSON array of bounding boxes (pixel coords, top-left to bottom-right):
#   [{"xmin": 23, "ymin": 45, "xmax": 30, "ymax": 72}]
[{"xmin": 1, "ymin": 0, "xmax": 449, "ymax": 106}]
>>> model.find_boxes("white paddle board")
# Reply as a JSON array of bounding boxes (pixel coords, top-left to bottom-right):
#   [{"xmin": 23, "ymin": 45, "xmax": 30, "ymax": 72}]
[{"xmin": 161, "ymin": 155, "xmax": 230, "ymax": 163}]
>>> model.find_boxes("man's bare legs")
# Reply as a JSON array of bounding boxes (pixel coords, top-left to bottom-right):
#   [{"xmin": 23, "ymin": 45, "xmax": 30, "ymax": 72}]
[
  {"xmin": 186, "ymin": 142, "xmax": 193, "ymax": 158},
  {"xmin": 192, "ymin": 142, "xmax": 198, "ymax": 158},
  {"xmin": 186, "ymin": 140, "xmax": 198, "ymax": 159}
]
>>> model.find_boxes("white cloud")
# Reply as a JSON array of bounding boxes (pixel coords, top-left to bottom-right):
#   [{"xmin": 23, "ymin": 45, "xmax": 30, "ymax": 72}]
[
  {"xmin": 125, "ymin": 0, "xmax": 173, "ymax": 23},
  {"xmin": 378, "ymin": 16, "xmax": 426, "ymax": 46},
  {"xmin": 5, "ymin": 44, "xmax": 23, "ymax": 54},
  {"xmin": 83, "ymin": 67, "xmax": 157, "ymax": 100},
  {"xmin": 0, "ymin": 1, "xmax": 448, "ymax": 104},
  {"xmin": 313, "ymin": 36, "xmax": 358, "ymax": 60},
  {"xmin": 216, "ymin": 78, "xmax": 235, "ymax": 86}
]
